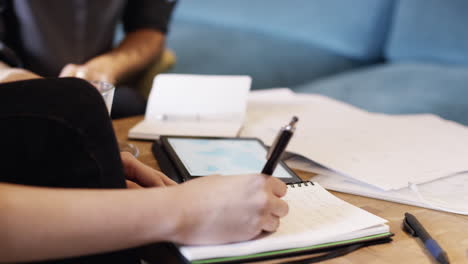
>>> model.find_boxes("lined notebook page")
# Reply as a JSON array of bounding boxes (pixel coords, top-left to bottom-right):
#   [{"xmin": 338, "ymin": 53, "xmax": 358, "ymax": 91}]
[{"xmin": 180, "ymin": 183, "xmax": 388, "ymax": 261}]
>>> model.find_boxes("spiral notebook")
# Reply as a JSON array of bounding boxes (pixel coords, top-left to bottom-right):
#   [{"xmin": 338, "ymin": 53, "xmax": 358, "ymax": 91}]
[{"xmin": 179, "ymin": 181, "xmax": 392, "ymax": 263}]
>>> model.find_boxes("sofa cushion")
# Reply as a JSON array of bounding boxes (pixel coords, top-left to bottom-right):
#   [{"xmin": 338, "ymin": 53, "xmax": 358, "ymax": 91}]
[
  {"xmin": 171, "ymin": 0, "xmax": 394, "ymax": 60},
  {"xmin": 386, "ymin": 0, "xmax": 468, "ymax": 66},
  {"xmin": 167, "ymin": 20, "xmax": 366, "ymax": 89},
  {"xmin": 293, "ymin": 63, "xmax": 468, "ymax": 125}
]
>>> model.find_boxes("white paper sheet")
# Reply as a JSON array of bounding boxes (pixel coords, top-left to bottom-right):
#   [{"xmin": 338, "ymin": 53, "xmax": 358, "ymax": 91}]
[
  {"xmin": 240, "ymin": 91, "xmax": 468, "ymax": 190},
  {"xmin": 313, "ymin": 173, "xmax": 468, "ymax": 215}
]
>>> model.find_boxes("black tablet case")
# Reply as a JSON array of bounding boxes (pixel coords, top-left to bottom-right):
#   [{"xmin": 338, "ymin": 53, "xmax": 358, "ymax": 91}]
[{"xmin": 153, "ymin": 139, "xmax": 184, "ymax": 183}]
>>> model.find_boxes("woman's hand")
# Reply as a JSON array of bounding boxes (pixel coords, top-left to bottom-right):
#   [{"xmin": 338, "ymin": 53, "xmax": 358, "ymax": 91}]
[
  {"xmin": 169, "ymin": 174, "xmax": 289, "ymax": 245},
  {"xmin": 120, "ymin": 152, "xmax": 177, "ymax": 188}
]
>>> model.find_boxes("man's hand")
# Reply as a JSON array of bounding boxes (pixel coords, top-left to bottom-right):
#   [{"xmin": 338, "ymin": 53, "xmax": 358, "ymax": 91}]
[
  {"xmin": 120, "ymin": 152, "xmax": 177, "ymax": 188},
  {"xmin": 59, "ymin": 29, "xmax": 165, "ymax": 85},
  {"xmin": 169, "ymin": 174, "xmax": 289, "ymax": 245},
  {"xmin": 0, "ymin": 68, "xmax": 41, "ymax": 83},
  {"xmin": 59, "ymin": 57, "xmax": 117, "ymax": 84}
]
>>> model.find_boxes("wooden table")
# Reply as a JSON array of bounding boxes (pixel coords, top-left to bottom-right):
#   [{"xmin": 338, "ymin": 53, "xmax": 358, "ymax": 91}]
[{"xmin": 114, "ymin": 116, "xmax": 468, "ymax": 264}]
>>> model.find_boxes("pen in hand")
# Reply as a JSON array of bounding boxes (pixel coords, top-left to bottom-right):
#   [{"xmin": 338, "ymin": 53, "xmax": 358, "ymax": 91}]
[
  {"xmin": 262, "ymin": 116, "xmax": 298, "ymax": 175},
  {"xmin": 402, "ymin": 212, "xmax": 450, "ymax": 264}
]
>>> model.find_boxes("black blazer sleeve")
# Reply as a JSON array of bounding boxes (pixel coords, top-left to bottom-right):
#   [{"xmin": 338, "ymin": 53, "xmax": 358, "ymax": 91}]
[
  {"xmin": 0, "ymin": 0, "xmax": 21, "ymax": 67},
  {"xmin": 123, "ymin": 0, "xmax": 177, "ymax": 34}
]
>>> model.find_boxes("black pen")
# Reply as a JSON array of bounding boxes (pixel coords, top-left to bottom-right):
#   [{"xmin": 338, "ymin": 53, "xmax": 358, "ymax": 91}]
[
  {"xmin": 262, "ymin": 116, "xmax": 298, "ymax": 175},
  {"xmin": 402, "ymin": 212, "xmax": 450, "ymax": 264}
]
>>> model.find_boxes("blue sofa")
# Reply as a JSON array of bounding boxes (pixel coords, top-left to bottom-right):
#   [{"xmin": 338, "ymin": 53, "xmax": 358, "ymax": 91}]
[{"xmin": 167, "ymin": 0, "xmax": 468, "ymax": 125}]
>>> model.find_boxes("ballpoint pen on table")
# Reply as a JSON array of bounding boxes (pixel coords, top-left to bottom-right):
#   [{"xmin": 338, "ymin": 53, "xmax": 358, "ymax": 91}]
[
  {"xmin": 262, "ymin": 116, "xmax": 298, "ymax": 175},
  {"xmin": 402, "ymin": 212, "xmax": 450, "ymax": 264}
]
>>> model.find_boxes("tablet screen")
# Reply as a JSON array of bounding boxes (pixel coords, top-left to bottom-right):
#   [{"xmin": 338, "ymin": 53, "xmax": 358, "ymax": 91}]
[{"xmin": 166, "ymin": 137, "xmax": 293, "ymax": 178}]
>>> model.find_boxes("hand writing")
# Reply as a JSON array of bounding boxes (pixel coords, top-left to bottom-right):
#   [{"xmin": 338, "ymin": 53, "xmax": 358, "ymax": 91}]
[{"xmin": 170, "ymin": 174, "xmax": 289, "ymax": 245}]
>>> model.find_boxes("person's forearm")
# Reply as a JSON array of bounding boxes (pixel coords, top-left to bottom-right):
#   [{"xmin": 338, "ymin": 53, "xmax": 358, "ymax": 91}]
[
  {"xmin": 0, "ymin": 183, "xmax": 181, "ymax": 262},
  {"xmin": 0, "ymin": 61, "xmax": 10, "ymax": 70},
  {"xmin": 88, "ymin": 29, "xmax": 165, "ymax": 84},
  {"xmin": 0, "ymin": 61, "xmax": 41, "ymax": 83}
]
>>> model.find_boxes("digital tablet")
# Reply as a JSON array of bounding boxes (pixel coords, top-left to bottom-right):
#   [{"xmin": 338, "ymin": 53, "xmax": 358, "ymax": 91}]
[{"xmin": 160, "ymin": 136, "xmax": 302, "ymax": 183}]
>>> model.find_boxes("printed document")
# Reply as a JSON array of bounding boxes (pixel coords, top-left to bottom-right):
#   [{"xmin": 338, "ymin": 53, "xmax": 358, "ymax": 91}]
[{"xmin": 241, "ymin": 90, "xmax": 468, "ymax": 191}]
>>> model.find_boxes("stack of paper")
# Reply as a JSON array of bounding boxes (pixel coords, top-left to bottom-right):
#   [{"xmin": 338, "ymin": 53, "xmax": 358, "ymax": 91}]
[
  {"xmin": 129, "ymin": 74, "xmax": 251, "ymax": 139},
  {"xmin": 286, "ymin": 154, "xmax": 468, "ymax": 215},
  {"xmin": 241, "ymin": 89, "xmax": 468, "ymax": 191},
  {"xmin": 240, "ymin": 89, "xmax": 468, "ymax": 214}
]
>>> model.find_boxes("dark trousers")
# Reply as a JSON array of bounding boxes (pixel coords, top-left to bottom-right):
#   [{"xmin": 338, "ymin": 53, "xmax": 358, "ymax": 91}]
[{"xmin": 0, "ymin": 78, "xmax": 140, "ymax": 263}]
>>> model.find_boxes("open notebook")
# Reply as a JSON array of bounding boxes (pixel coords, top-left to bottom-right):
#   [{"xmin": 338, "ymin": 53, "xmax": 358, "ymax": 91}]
[
  {"xmin": 129, "ymin": 74, "xmax": 251, "ymax": 139},
  {"xmin": 179, "ymin": 182, "xmax": 391, "ymax": 263}
]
